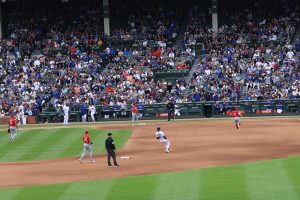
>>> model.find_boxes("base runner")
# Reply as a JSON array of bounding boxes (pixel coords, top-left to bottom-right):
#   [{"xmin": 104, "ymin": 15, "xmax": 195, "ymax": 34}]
[
  {"xmin": 8, "ymin": 114, "xmax": 18, "ymax": 142},
  {"xmin": 79, "ymin": 130, "xmax": 95, "ymax": 164},
  {"xmin": 155, "ymin": 127, "xmax": 171, "ymax": 153},
  {"xmin": 231, "ymin": 106, "xmax": 243, "ymax": 131}
]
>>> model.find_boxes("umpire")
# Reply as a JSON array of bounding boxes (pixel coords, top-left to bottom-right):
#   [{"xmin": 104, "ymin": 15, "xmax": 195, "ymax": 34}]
[
  {"xmin": 166, "ymin": 100, "xmax": 175, "ymax": 121},
  {"xmin": 105, "ymin": 133, "xmax": 119, "ymax": 167}
]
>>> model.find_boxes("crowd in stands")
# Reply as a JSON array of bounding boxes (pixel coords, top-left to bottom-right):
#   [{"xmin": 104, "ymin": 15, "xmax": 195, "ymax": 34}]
[
  {"xmin": 172, "ymin": 0, "xmax": 300, "ymax": 103},
  {"xmin": 0, "ymin": 0, "xmax": 193, "ymax": 116},
  {"xmin": 0, "ymin": 0, "xmax": 300, "ymax": 117}
]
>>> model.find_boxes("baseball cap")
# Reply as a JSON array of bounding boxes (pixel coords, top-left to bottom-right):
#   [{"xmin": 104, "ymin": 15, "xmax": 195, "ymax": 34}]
[
  {"xmin": 85, "ymin": 130, "xmax": 89, "ymax": 134},
  {"xmin": 108, "ymin": 133, "xmax": 112, "ymax": 136},
  {"xmin": 157, "ymin": 127, "xmax": 161, "ymax": 131}
]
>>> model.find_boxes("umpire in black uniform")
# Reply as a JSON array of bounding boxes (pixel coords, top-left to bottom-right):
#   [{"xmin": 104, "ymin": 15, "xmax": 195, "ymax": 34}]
[
  {"xmin": 105, "ymin": 133, "xmax": 119, "ymax": 167},
  {"xmin": 166, "ymin": 100, "xmax": 175, "ymax": 121}
]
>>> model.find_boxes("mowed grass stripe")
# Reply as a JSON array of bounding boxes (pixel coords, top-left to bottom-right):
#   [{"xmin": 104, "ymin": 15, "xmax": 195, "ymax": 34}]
[
  {"xmin": 10, "ymin": 184, "xmax": 70, "ymax": 200},
  {"xmin": 105, "ymin": 174, "xmax": 160, "ymax": 200},
  {"xmin": 17, "ymin": 129, "xmax": 63, "ymax": 161},
  {"xmin": 0, "ymin": 188, "xmax": 22, "ymax": 200},
  {"xmin": 35, "ymin": 128, "xmax": 83, "ymax": 160},
  {"xmin": 0, "ymin": 130, "xmax": 38, "ymax": 161},
  {"xmin": 0, "ymin": 131, "xmax": 11, "ymax": 146},
  {"xmin": 58, "ymin": 179, "xmax": 116, "ymax": 200},
  {"xmin": 200, "ymin": 164, "xmax": 249, "ymax": 200},
  {"xmin": 0, "ymin": 130, "xmax": 29, "ymax": 148},
  {"xmin": 151, "ymin": 170, "xmax": 201, "ymax": 200},
  {"xmin": 0, "ymin": 130, "xmax": 54, "ymax": 162},
  {"xmin": 246, "ymin": 160, "xmax": 299, "ymax": 200},
  {"xmin": 283, "ymin": 156, "xmax": 300, "ymax": 197}
]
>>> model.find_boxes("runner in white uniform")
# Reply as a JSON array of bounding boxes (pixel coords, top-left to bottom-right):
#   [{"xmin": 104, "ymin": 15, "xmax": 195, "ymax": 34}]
[
  {"xmin": 89, "ymin": 104, "xmax": 96, "ymax": 122},
  {"xmin": 155, "ymin": 127, "xmax": 171, "ymax": 153},
  {"xmin": 19, "ymin": 104, "xmax": 26, "ymax": 125},
  {"xmin": 63, "ymin": 104, "xmax": 70, "ymax": 125}
]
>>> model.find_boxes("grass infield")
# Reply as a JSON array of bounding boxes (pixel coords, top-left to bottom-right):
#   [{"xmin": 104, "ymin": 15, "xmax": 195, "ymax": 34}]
[
  {"xmin": 1, "ymin": 155, "xmax": 300, "ymax": 200},
  {"xmin": 0, "ymin": 128, "xmax": 131, "ymax": 162}
]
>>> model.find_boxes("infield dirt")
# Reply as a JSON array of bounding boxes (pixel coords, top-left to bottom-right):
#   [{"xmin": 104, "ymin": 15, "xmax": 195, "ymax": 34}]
[{"xmin": 1, "ymin": 118, "xmax": 300, "ymax": 188}]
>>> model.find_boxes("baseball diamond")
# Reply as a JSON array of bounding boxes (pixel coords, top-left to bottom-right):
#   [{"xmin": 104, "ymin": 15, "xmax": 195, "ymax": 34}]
[
  {"xmin": 0, "ymin": 118, "xmax": 299, "ymax": 200},
  {"xmin": 0, "ymin": 0, "xmax": 300, "ymax": 199}
]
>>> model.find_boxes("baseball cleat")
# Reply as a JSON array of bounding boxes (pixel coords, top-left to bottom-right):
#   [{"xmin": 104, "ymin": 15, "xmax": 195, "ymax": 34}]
[
  {"xmin": 166, "ymin": 150, "xmax": 170, "ymax": 153},
  {"xmin": 114, "ymin": 165, "xmax": 120, "ymax": 167},
  {"xmin": 78, "ymin": 159, "xmax": 83, "ymax": 164}
]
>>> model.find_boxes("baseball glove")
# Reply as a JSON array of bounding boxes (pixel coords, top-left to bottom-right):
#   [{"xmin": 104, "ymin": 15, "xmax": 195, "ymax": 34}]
[
  {"xmin": 7, "ymin": 128, "xmax": 10, "ymax": 133},
  {"xmin": 90, "ymin": 141, "xmax": 93, "ymax": 145}
]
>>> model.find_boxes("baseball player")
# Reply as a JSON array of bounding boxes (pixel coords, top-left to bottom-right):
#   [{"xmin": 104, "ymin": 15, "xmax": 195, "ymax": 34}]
[
  {"xmin": 89, "ymin": 104, "xmax": 96, "ymax": 122},
  {"xmin": 79, "ymin": 130, "xmax": 95, "ymax": 164},
  {"xmin": 174, "ymin": 104, "xmax": 181, "ymax": 117},
  {"xmin": 80, "ymin": 103, "xmax": 87, "ymax": 122},
  {"xmin": 63, "ymin": 103, "xmax": 70, "ymax": 125},
  {"xmin": 131, "ymin": 102, "xmax": 139, "ymax": 126},
  {"xmin": 15, "ymin": 106, "xmax": 20, "ymax": 125},
  {"xmin": 8, "ymin": 114, "xmax": 18, "ymax": 142},
  {"xmin": 155, "ymin": 127, "xmax": 171, "ymax": 153},
  {"xmin": 231, "ymin": 106, "xmax": 243, "ymax": 131},
  {"xmin": 19, "ymin": 103, "xmax": 26, "ymax": 125}
]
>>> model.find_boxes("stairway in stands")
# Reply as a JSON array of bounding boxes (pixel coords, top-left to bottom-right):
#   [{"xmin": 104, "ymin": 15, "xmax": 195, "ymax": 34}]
[
  {"xmin": 292, "ymin": 23, "xmax": 300, "ymax": 44},
  {"xmin": 186, "ymin": 59, "xmax": 199, "ymax": 82},
  {"xmin": 174, "ymin": 6, "xmax": 189, "ymax": 48},
  {"xmin": 174, "ymin": 11, "xmax": 189, "ymax": 49}
]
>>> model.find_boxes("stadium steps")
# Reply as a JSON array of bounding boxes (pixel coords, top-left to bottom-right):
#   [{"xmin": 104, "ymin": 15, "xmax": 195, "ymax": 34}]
[
  {"xmin": 292, "ymin": 23, "xmax": 300, "ymax": 44},
  {"xmin": 174, "ymin": 13, "xmax": 189, "ymax": 49},
  {"xmin": 186, "ymin": 59, "xmax": 199, "ymax": 82}
]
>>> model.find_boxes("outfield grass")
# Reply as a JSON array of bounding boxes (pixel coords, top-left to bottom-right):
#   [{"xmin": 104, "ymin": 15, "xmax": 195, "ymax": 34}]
[
  {"xmin": 0, "ymin": 128, "xmax": 131, "ymax": 162},
  {"xmin": 1, "ymin": 154, "xmax": 300, "ymax": 200}
]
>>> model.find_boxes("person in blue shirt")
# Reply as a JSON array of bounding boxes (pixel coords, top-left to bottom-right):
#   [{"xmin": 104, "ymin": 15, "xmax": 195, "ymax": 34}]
[
  {"xmin": 81, "ymin": 103, "xmax": 87, "ymax": 122},
  {"xmin": 112, "ymin": 103, "xmax": 121, "ymax": 118}
]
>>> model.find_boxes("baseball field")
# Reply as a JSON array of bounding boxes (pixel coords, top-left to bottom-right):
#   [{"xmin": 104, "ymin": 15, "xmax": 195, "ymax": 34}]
[{"xmin": 0, "ymin": 117, "xmax": 300, "ymax": 200}]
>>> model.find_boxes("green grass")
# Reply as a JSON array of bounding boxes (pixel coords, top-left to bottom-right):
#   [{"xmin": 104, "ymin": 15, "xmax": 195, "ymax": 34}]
[
  {"xmin": 0, "ymin": 128, "xmax": 131, "ymax": 162},
  {"xmin": 1, "ymin": 155, "xmax": 300, "ymax": 200}
]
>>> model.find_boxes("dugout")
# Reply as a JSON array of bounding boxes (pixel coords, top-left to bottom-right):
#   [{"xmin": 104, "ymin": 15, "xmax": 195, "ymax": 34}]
[{"xmin": 203, "ymin": 104, "xmax": 213, "ymax": 118}]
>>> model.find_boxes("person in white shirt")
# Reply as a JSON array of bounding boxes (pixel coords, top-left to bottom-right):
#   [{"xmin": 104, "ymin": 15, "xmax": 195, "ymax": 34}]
[
  {"xmin": 287, "ymin": 50, "xmax": 294, "ymax": 59},
  {"xmin": 63, "ymin": 103, "xmax": 70, "ymax": 125},
  {"xmin": 18, "ymin": 104, "xmax": 26, "ymax": 125},
  {"xmin": 89, "ymin": 104, "xmax": 96, "ymax": 122},
  {"xmin": 120, "ymin": 101, "xmax": 127, "ymax": 117},
  {"xmin": 155, "ymin": 127, "xmax": 171, "ymax": 153}
]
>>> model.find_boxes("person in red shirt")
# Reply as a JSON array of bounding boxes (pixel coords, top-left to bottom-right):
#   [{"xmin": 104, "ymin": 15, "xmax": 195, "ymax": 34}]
[
  {"xmin": 8, "ymin": 114, "xmax": 18, "ymax": 142},
  {"xmin": 79, "ymin": 130, "xmax": 95, "ymax": 164},
  {"xmin": 131, "ymin": 102, "xmax": 139, "ymax": 126},
  {"xmin": 231, "ymin": 107, "xmax": 243, "ymax": 131}
]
